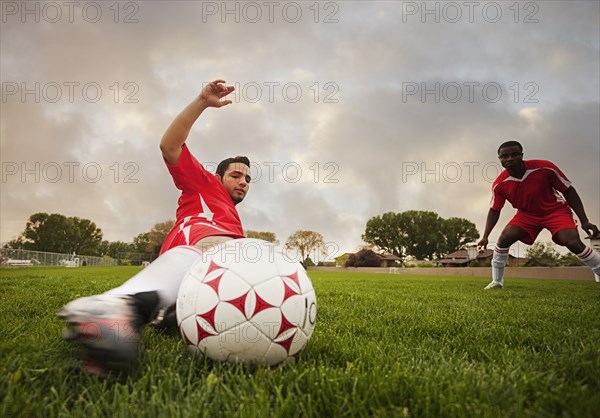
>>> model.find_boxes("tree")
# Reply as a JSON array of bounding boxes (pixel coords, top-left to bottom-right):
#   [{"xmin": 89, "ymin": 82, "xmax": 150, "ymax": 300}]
[
  {"xmin": 362, "ymin": 212, "xmax": 406, "ymax": 260},
  {"xmin": 132, "ymin": 232, "xmax": 151, "ymax": 254},
  {"xmin": 441, "ymin": 217, "xmax": 479, "ymax": 254},
  {"xmin": 400, "ymin": 210, "xmax": 446, "ymax": 260},
  {"xmin": 21, "ymin": 213, "xmax": 74, "ymax": 253},
  {"xmin": 335, "ymin": 253, "xmax": 351, "ymax": 267},
  {"xmin": 525, "ymin": 242, "xmax": 561, "ymax": 267},
  {"xmin": 4, "ymin": 236, "xmax": 26, "ymax": 249},
  {"xmin": 71, "ymin": 217, "xmax": 103, "ymax": 255},
  {"xmin": 285, "ymin": 230, "xmax": 326, "ymax": 266},
  {"xmin": 147, "ymin": 220, "xmax": 175, "ymax": 255},
  {"xmin": 345, "ymin": 249, "xmax": 381, "ymax": 267},
  {"xmin": 100, "ymin": 240, "xmax": 134, "ymax": 259},
  {"xmin": 14, "ymin": 212, "xmax": 103, "ymax": 254},
  {"xmin": 245, "ymin": 230, "xmax": 279, "ymax": 244},
  {"xmin": 363, "ymin": 211, "xmax": 480, "ymax": 261}
]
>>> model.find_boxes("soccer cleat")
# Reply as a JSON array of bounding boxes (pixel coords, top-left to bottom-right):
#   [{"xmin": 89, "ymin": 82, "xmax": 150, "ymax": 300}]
[
  {"xmin": 58, "ymin": 294, "xmax": 143, "ymax": 377},
  {"xmin": 484, "ymin": 281, "xmax": 503, "ymax": 290},
  {"xmin": 149, "ymin": 304, "xmax": 177, "ymax": 330},
  {"xmin": 595, "ymin": 274, "xmax": 600, "ymax": 283}
]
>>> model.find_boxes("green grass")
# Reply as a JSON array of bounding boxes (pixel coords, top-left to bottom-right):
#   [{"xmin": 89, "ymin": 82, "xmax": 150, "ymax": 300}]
[{"xmin": 1, "ymin": 267, "xmax": 599, "ymax": 417}]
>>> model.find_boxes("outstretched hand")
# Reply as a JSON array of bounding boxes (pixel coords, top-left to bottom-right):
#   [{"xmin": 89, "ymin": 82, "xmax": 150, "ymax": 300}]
[
  {"xmin": 581, "ymin": 221, "xmax": 600, "ymax": 238},
  {"xmin": 477, "ymin": 237, "xmax": 489, "ymax": 250},
  {"xmin": 199, "ymin": 80, "xmax": 235, "ymax": 108}
]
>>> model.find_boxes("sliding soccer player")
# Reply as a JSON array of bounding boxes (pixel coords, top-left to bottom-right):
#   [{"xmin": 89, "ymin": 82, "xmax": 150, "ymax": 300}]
[{"xmin": 58, "ymin": 80, "xmax": 251, "ymax": 376}]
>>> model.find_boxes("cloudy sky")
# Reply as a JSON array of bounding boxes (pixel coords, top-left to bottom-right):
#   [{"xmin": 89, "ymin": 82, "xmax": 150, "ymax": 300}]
[{"xmin": 1, "ymin": 1, "xmax": 599, "ymax": 260}]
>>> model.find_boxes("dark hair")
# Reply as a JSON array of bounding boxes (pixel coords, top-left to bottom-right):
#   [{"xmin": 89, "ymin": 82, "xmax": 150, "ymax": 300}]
[
  {"xmin": 216, "ymin": 156, "xmax": 250, "ymax": 177},
  {"xmin": 497, "ymin": 140, "xmax": 523, "ymax": 155}
]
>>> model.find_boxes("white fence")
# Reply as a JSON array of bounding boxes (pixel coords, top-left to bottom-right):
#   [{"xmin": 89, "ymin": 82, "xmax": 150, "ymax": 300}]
[{"xmin": 0, "ymin": 248, "xmax": 117, "ymax": 267}]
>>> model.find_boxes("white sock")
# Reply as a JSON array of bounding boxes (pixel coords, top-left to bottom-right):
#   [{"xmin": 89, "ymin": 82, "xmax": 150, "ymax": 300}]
[
  {"xmin": 105, "ymin": 245, "xmax": 202, "ymax": 307},
  {"xmin": 491, "ymin": 246, "xmax": 510, "ymax": 285},
  {"xmin": 576, "ymin": 246, "xmax": 600, "ymax": 281}
]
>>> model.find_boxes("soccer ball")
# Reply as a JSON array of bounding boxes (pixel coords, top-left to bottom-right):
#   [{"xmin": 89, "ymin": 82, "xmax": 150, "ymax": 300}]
[{"xmin": 176, "ymin": 238, "xmax": 317, "ymax": 365}]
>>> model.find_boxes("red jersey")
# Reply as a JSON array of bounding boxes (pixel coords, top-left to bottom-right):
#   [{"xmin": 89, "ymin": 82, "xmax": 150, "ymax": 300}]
[
  {"xmin": 160, "ymin": 144, "xmax": 244, "ymax": 254},
  {"xmin": 490, "ymin": 160, "xmax": 572, "ymax": 215}
]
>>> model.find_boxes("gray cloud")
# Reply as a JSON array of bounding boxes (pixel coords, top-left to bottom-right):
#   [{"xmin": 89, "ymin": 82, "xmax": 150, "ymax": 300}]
[{"xmin": 2, "ymin": 1, "xmax": 598, "ymax": 257}]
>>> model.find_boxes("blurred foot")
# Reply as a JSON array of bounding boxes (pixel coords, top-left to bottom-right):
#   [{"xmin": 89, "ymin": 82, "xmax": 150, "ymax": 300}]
[
  {"xmin": 484, "ymin": 281, "xmax": 503, "ymax": 290},
  {"xmin": 58, "ymin": 294, "xmax": 143, "ymax": 377},
  {"xmin": 150, "ymin": 304, "xmax": 177, "ymax": 330}
]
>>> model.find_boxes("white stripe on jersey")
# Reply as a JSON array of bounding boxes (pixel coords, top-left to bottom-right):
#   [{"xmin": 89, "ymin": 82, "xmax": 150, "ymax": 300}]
[{"xmin": 502, "ymin": 167, "xmax": 572, "ymax": 188}]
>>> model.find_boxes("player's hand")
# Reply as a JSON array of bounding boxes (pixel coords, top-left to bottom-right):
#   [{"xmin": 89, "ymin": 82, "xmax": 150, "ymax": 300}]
[
  {"xmin": 477, "ymin": 237, "xmax": 488, "ymax": 250},
  {"xmin": 199, "ymin": 80, "xmax": 235, "ymax": 108},
  {"xmin": 581, "ymin": 221, "xmax": 600, "ymax": 238}
]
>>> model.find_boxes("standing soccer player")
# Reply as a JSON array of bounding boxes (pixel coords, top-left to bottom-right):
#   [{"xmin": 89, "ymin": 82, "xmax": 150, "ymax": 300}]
[
  {"xmin": 478, "ymin": 140, "xmax": 600, "ymax": 289},
  {"xmin": 58, "ymin": 80, "xmax": 251, "ymax": 376}
]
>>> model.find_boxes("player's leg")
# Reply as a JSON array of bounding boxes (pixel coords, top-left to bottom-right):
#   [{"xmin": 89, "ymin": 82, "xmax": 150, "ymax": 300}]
[
  {"xmin": 547, "ymin": 209, "xmax": 600, "ymax": 282},
  {"xmin": 553, "ymin": 228, "xmax": 600, "ymax": 282},
  {"xmin": 58, "ymin": 236, "xmax": 232, "ymax": 376},
  {"xmin": 149, "ymin": 236, "xmax": 234, "ymax": 329},
  {"xmin": 104, "ymin": 245, "xmax": 203, "ymax": 307},
  {"xmin": 485, "ymin": 224, "xmax": 530, "ymax": 289},
  {"xmin": 57, "ymin": 245, "xmax": 203, "ymax": 376},
  {"xmin": 105, "ymin": 236, "xmax": 232, "ymax": 311}
]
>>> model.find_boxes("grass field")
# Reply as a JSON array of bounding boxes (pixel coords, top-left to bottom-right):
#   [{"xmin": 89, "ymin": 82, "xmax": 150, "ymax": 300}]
[{"xmin": 1, "ymin": 267, "xmax": 599, "ymax": 417}]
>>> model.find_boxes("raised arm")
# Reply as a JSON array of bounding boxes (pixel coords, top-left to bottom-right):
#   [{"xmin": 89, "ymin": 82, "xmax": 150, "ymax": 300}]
[
  {"xmin": 477, "ymin": 208, "xmax": 501, "ymax": 249},
  {"xmin": 563, "ymin": 186, "xmax": 600, "ymax": 238},
  {"xmin": 160, "ymin": 80, "xmax": 235, "ymax": 165}
]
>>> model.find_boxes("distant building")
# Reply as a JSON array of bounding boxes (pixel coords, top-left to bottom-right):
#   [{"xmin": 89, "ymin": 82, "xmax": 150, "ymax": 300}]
[
  {"xmin": 377, "ymin": 253, "xmax": 402, "ymax": 267},
  {"xmin": 435, "ymin": 247, "xmax": 527, "ymax": 267},
  {"xmin": 336, "ymin": 252, "xmax": 401, "ymax": 268}
]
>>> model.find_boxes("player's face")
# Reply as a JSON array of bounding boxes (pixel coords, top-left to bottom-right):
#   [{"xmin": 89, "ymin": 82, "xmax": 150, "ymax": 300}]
[
  {"xmin": 219, "ymin": 163, "xmax": 251, "ymax": 205},
  {"xmin": 498, "ymin": 145, "xmax": 524, "ymax": 170}
]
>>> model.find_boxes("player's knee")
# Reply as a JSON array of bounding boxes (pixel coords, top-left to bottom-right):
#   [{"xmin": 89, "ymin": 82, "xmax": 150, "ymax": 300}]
[
  {"xmin": 496, "ymin": 235, "xmax": 513, "ymax": 248},
  {"xmin": 556, "ymin": 238, "xmax": 583, "ymax": 253},
  {"xmin": 565, "ymin": 240, "xmax": 585, "ymax": 254},
  {"xmin": 554, "ymin": 233, "xmax": 584, "ymax": 253}
]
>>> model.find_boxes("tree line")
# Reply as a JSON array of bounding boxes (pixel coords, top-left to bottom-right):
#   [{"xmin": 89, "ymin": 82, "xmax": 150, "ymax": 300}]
[
  {"xmin": 4, "ymin": 213, "xmax": 169, "ymax": 259},
  {"xmin": 362, "ymin": 210, "xmax": 479, "ymax": 261},
  {"xmin": 5, "ymin": 211, "xmax": 576, "ymax": 267},
  {"xmin": 1, "ymin": 211, "xmax": 480, "ymax": 263},
  {"xmin": 3, "ymin": 212, "xmax": 292, "ymax": 262}
]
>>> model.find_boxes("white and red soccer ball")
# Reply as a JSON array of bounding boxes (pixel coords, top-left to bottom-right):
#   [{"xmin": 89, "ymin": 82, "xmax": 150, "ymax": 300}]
[{"xmin": 176, "ymin": 238, "xmax": 317, "ymax": 365}]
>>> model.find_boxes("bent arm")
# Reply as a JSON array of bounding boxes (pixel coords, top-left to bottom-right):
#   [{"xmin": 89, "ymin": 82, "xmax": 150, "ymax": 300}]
[
  {"xmin": 563, "ymin": 186, "xmax": 600, "ymax": 237},
  {"xmin": 160, "ymin": 98, "xmax": 209, "ymax": 165},
  {"xmin": 478, "ymin": 208, "xmax": 501, "ymax": 249},
  {"xmin": 160, "ymin": 80, "xmax": 235, "ymax": 165}
]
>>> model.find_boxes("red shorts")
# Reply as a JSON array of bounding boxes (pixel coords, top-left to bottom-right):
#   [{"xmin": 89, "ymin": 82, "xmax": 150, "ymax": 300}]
[{"xmin": 509, "ymin": 207, "xmax": 577, "ymax": 245}]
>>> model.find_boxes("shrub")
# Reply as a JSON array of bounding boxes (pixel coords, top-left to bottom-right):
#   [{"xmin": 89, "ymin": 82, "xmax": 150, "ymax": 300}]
[
  {"xmin": 559, "ymin": 253, "xmax": 586, "ymax": 266},
  {"xmin": 525, "ymin": 242, "xmax": 561, "ymax": 267},
  {"xmin": 344, "ymin": 249, "xmax": 381, "ymax": 267}
]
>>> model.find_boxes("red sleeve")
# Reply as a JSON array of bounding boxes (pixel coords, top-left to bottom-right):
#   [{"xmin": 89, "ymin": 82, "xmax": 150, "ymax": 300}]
[
  {"xmin": 164, "ymin": 144, "xmax": 213, "ymax": 192},
  {"xmin": 543, "ymin": 160, "xmax": 571, "ymax": 193},
  {"xmin": 490, "ymin": 181, "xmax": 506, "ymax": 211}
]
